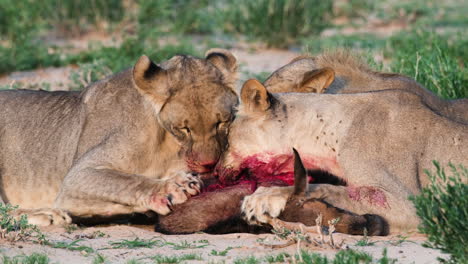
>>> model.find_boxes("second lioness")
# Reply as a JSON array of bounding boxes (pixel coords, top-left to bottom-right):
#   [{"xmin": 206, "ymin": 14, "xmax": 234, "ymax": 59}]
[
  {"xmin": 218, "ymin": 79, "xmax": 467, "ymax": 233},
  {"xmin": 0, "ymin": 49, "xmax": 238, "ymax": 225},
  {"xmin": 264, "ymin": 51, "xmax": 468, "ymax": 124}
]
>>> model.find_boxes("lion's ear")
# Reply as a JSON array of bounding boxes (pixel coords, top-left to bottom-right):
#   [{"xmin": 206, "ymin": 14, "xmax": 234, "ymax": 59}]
[
  {"xmin": 292, "ymin": 148, "xmax": 308, "ymax": 196},
  {"xmin": 298, "ymin": 67, "xmax": 335, "ymax": 93},
  {"xmin": 133, "ymin": 55, "xmax": 169, "ymax": 107},
  {"xmin": 241, "ymin": 79, "xmax": 272, "ymax": 112},
  {"xmin": 206, "ymin": 49, "xmax": 238, "ymax": 84}
]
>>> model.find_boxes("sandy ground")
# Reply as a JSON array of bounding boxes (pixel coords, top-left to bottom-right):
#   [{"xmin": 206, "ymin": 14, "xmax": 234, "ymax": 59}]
[
  {"xmin": 0, "ymin": 29, "xmax": 448, "ymax": 264},
  {"xmin": 0, "ymin": 225, "xmax": 447, "ymax": 263}
]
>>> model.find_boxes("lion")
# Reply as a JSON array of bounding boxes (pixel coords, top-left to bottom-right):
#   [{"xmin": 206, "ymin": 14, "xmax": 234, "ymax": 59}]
[
  {"xmin": 263, "ymin": 51, "xmax": 468, "ymax": 124},
  {"xmin": 0, "ymin": 49, "xmax": 239, "ymax": 226},
  {"xmin": 217, "ymin": 78, "xmax": 467, "ymax": 233}
]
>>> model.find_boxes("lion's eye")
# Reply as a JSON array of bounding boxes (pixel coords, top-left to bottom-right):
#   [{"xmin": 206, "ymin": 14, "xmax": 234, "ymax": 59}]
[{"xmin": 173, "ymin": 127, "xmax": 190, "ymax": 139}]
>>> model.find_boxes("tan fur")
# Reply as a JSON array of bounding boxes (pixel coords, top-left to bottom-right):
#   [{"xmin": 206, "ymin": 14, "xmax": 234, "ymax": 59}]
[
  {"xmin": 221, "ymin": 80, "xmax": 467, "ymax": 233},
  {"xmin": 0, "ymin": 49, "xmax": 239, "ymax": 225},
  {"xmin": 264, "ymin": 50, "xmax": 468, "ymax": 124}
]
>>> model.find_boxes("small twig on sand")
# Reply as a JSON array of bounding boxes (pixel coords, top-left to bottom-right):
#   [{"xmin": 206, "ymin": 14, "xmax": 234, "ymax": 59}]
[
  {"xmin": 259, "ymin": 215, "xmax": 344, "ymax": 251},
  {"xmin": 268, "ymin": 218, "xmax": 318, "ymax": 234},
  {"xmin": 316, "ymin": 213, "xmax": 324, "ymax": 244},
  {"xmin": 261, "ymin": 240, "xmax": 296, "ymax": 249},
  {"xmin": 328, "ymin": 219, "xmax": 336, "ymax": 247}
]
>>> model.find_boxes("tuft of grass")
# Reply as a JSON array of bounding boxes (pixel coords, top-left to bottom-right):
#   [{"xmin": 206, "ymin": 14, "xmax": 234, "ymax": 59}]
[
  {"xmin": 388, "ymin": 30, "xmax": 468, "ymax": 99},
  {"xmin": 0, "ymin": 0, "xmax": 124, "ymax": 40},
  {"xmin": 64, "ymin": 224, "xmax": 80, "ymax": 234},
  {"xmin": 109, "ymin": 237, "xmax": 164, "ymax": 249},
  {"xmin": 265, "ymin": 252, "xmax": 291, "ymax": 263},
  {"xmin": 1, "ymin": 253, "xmax": 50, "ymax": 264},
  {"xmin": 0, "ymin": 41, "xmax": 63, "ymax": 75},
  {"xmin": 92, "ymin": 253, "xmax": 107, "ymax": 264},
  {"xmin": 166, "ymin": 240, "xmax": 210, "ymax": 250},
  {"xmin": 66, "ymin": 34, "xmax": 198, "ymax": 74},
  {"xmin": 50, "ymin": 239, "xmax": 94, "ymax": 254},
  {"xmin": 410, "ymin": 161, "xmax": 468, "ymax": 264},
  {"xmin": 0, "ymin": 204, "xmax": 47, "ymax": 244},
  {"xmin": 210, "ymin": 246, "xmax": 233, "ymax": 256},
  {"xmin": 126, "ymin": 259, "xmax": 144, "ymax": 264},
  {"xmin": 355, "ymin": 229, "xmax": 375, "ymax": 247},
  {"xmin": 233, "ymin": 256, "xmax": 260, "ymax": 264},
  {"xmin": 137, "ymin": 0, "xmax": 223, "ymax": 35},
  {"xmin": 332, "ymin": 0, "xmax": 376, "ymax": 18},
  {"xmin": 225, "ymin": 0, "xmax": 333, "ymax": 47},
  {"xmin": 151, "ymin": 253, "xmax": 202, "ymax": 264},
  {"xmin": 302, "ymin": 33, "xmax": 387, "ymax": 54},
  {"xmin": 298, "ymin": 249, "xmax": 396, "ymax": 264},
  {"xmin": 388, "ymin": 234, "xmax": 411, "ymax": 246}
]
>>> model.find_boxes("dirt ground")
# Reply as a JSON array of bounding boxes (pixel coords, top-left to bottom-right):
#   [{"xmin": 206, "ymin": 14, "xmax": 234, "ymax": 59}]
[{"xmin": 0, "ymin": 224, "xmax": 446, "ymax": 263}]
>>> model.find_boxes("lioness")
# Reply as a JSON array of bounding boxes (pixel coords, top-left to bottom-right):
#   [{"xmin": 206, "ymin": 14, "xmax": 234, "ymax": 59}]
[
  {"xmin": 264, "ymin": 51, "xmax": 468, "ymax": 124},
  {"xmin": 218, "ymin": 79, "xmax": 467, "ymax": 233},
  {"xmin": 0, "ymin": 49, "xmax": 239, "ymax": 226}
]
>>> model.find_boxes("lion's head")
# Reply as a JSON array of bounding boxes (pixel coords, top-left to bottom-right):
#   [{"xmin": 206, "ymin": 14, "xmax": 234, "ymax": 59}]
[{"xmin": 133, "ymin": 49, "xmax": 239, "ymax": 174}]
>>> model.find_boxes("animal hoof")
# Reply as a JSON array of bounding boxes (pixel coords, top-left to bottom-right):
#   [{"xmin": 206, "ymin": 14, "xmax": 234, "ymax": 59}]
[{"xmin": 364, "ymin": 214, "xmax": 389, "ymax": 236}]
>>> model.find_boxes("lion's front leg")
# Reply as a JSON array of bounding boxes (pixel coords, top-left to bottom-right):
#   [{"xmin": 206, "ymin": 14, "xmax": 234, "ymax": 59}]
[
  {"xmin": 241, "ymin": 186, "xmax": 295, "ymax": 225},
  {"xmin": 55, "ymin": 168, "xmax": 202, "ymax": 218}
]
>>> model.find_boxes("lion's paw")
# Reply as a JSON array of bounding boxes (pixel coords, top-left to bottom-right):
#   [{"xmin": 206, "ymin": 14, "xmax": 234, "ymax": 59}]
[
  {"xmin": 150, "ymin": 172, "xmax": 202, "ymax": 215},
  {"xmin": 15, "ymin": 208, "xmax": 72, "ymax": 226},
  {"xmin": 241, "ymin": 186, "xmax": 294, "ymax": 225}
]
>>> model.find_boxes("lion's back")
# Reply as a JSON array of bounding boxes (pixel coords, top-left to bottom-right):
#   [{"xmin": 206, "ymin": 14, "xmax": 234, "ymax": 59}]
[{"xmin": 0, "ymin": 89, "xmax": 84, "ymax": 207}]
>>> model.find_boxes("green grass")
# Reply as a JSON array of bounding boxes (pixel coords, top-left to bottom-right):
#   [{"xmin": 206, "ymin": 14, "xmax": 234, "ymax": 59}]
[
  {"xmin": 302, "ymin": 33, "xmax": 387, "ymax": 54},
  {"xmin": 92, "ymin": 253, "xmax": 107, "ymax": 264},
  {"xmin": 0, "ymin": 0, "xmax": 124, "ymax": 40},
  {"xmin": 300, "ymin": 249, "xmax": 395, "ymax": 264},
  {"xmin": 137, "ymin": 0, "xmax": 223, "ymax": 35},
  {"xmin": 388, "ymin": 30, "xmax": 468, "ymax": 99},
  {"xmin": 0, "ymin": 204, "xmax": 47, "ymax": 244},
  {"xmin": 233, "ymin": 256, "xmax": 260, "ymax": 264},
  {"xmin": 210, "ymin": 247, "xmax": 233, "ymax": 256},
  {"xmin": 50, "ymin": 239, "xmax": 94, "ymax": 254},
  {"xmin": 66, "ymin": 33, "xmax": 197, "ymax": 73},
  {"xmin": 126, "ymin": 259, "xmax": 144, "ymax": 264},
  {"xmin": 224, "ymin": 0, "xmax": 333, "ymax": 47},
  {"xmin": 165, "ymin": 240, "xmax": 210, "ymax": 250},
  {"xmin": 109, "ymin": 237, "xmax": 164, "ymax": 249},
  {"xmin": 1, "ymin": 253, "xmax": 50, "ymax": 264},
  {"xmin": 64, "ymin": 224, "xmax": 80, "ymax": 234},
  {"xmin": 235, "ymin": 250, "xmax": 395, "ymax": 264},
  {"xmin": 410, "ymin": 162, "xmax": 468, "ymax": 264},
  {"xmin": 388, "ymin": 235, "xmax": 410, "ymax": 246},
  {"xmin": 265, "ymin": 252, "xmax": 291, "ymax": 263},
  {"xmin": 355, "ymin": 229, "xmax": 375, "ymax": 247},
  {"xmin": 151, "ymin": 253, "xmax": 202, "ymax": 264},
  {"xmin": 0, "ymin": 41, "xmax": 63, "ymax": 75}
]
